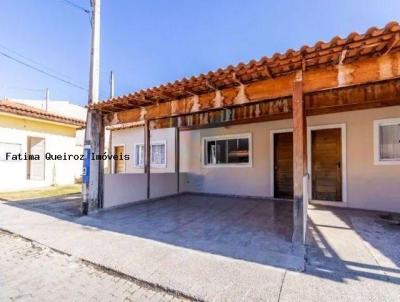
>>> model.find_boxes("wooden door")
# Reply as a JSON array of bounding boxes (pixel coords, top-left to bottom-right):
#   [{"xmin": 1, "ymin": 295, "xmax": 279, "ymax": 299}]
[
  {"xmin": 274, "ymin": 132, "xmax": 293, "ymax": 199},
  {"xmin": 311, "ymin": 128, "xmax": 342, "ymax": 201},
  {"xmin": 114, "ymin": 146, "xmax": 125, "ymax": 174}
]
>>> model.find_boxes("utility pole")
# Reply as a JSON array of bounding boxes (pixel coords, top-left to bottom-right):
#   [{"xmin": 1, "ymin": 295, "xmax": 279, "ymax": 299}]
[
  {"xmin": 109, "ymin": 71, "xmax": 114, "ymax": 98},
  {"xmin": 107, "ymin": 70, "xmax": 114, "ymax": 173},
  {"xmin": 45, "ymin": 88, "xmax": 49, "ymax": 111},
  {"xmin": 82, "ymin": 0, "xmax": 103, "ymax": 214}
]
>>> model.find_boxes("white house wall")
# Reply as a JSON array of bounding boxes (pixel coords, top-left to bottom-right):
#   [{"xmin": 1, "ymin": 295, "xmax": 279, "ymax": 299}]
[
  {"xmin": 109, "ymin": 106, "xmax": 400, "ymax": 213},
  {"xmin": 0, "ymin": 116, "xmax": 81, "ymax": 191},
  {"xmin": 110, "ymin": 127, "xmax": 176, "ymax": 174},
  {"xmin": 181, "ymin": 106, "xmax": 400, "ymax": 213}
]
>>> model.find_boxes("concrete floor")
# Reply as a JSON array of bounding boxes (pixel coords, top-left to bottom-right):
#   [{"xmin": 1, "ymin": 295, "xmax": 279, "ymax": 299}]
[
  {"xmin": 1, "ymin": 194, "xmax": 399, "ymax": 301},
  {"xmin": 306, "ymin": 204, "xmax": 400, "ymax": 284},
  {"xmin": 82, "ymin": 193, "xmax": 304, "ymax": 269}
]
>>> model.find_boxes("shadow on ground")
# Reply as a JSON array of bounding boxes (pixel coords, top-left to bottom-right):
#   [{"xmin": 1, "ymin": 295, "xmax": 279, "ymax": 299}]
[
  {"xmin": 5, "ymin": 192, "xmax": 400, "ymax": 285},
  {"xmin": 5, "ymin": 193, "xmax": 304, "ymax": 270},
  {"xmin": 5, "ymin": 193, "xmax": 82, "ymax": 220},
  {"xmin": 306, "ymin": 205, "xmax": 400, "ymax": 285}
]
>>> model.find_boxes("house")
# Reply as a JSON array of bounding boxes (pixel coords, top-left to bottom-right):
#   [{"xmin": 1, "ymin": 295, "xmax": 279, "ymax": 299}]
[
  {"xmin": 87, "ymin": 22, "xmax": 400, "ymax": 244},
  {"xmin": 0, "ymin": 100, "xmax": 85, "ymax": 191}
]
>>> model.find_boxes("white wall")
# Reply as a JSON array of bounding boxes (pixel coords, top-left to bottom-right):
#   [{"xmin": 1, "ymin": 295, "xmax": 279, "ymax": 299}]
[
  {"xmin": 104, "ymin": 173, "xmax": 184, "ymax": 208},
  {"xmin": 110, "ymin": 127, "xmax": 176, "ymax": 174},
  {"xmin": 180, "ymin": 106, "xmax": 400, "ymax": 213},
  {"xmin": 0, "ymin": 116, "xmax": 81, "ymax": 191},
  {"xmin": 106, "ymin": 106, "xmax": 400, "ymax": 213}
]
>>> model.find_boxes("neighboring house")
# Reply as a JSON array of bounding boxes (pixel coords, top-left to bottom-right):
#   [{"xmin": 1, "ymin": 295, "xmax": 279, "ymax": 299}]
[
  {"xmin": 0, "ymin": 100, "xmax": 85, "ymax": 191},
  {"xmin": 10, "ymin": 98, "xmax": 93, "ymax": 175},
  {"xmin": 88, "ymin": 22, "xmax": 400, "ymax": 243}
]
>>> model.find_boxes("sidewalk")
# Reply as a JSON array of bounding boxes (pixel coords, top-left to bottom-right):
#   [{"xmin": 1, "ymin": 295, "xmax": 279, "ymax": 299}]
[{"xmin": 0, "ymin": 201, "xmax": 399, "ymax": 302}]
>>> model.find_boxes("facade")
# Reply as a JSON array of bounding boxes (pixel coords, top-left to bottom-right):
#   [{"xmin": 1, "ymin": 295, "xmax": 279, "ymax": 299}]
[
  {"xmin": 87, "ymin": 21, "xmax": 400, "ymax": 243},
  {"xmin": 0, "ymin": 100, "xmax": 85, "ymax": 191},
  {"xmin": 109, "ymin": 104, "xmax": 400, "ymax": 213}
]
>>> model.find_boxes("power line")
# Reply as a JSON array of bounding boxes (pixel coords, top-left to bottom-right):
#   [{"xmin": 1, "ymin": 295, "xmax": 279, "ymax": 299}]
[
  {"xmin": 0, "ymin": 43, "xmax": 86, "ymax": 86},
  {"xmin": 1, "ymin": 85, "xmax": 45, "ymax": 93},
  {"xmin": 0, "ymin": 50, "xmax": 88, "ymax": 91},
  {"xmin": 59, "ymin": 0, "xmax": 91, "ymax": 14}
]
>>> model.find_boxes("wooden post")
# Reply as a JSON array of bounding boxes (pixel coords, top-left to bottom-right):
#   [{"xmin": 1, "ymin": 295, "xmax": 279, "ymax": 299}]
[
  {"xmin": 292, "ymin": 72, "xmax": 308, "ymax": 244},
  {"xmin": 145, "ymin": 120, "xmax": 151, "ymax": 199},
  {"xmin": 175, "ymin": 126, "xmax": 180, "ymax": 193}
]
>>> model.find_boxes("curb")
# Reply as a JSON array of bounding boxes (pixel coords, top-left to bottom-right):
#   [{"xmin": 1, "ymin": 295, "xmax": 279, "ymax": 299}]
[{"xmin": 0, "ymin": 227, "xmax": 203, "ymax": 302}]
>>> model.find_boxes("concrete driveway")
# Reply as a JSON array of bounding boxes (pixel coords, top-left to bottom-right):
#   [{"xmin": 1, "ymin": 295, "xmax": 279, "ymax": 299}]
[
  {"xmin": 79, "ymin": 193, "xmax": 304, "ymax": 270},
  {"xmin": 0, "ymin": 194, "xmax": 399, "ymax": 301}
]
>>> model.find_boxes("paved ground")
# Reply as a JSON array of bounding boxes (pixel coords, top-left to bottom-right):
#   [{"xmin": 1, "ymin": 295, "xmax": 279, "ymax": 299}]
[
  {"xmin": 0, "ymin": 194, "xmax": 399, "ymax": 301},
  {"xmin": 78, "ymin": 194, "xmax": 303, "ymax": 269},
  {"xmin": 4, "ymin": 193, "xmax": 81, "ymax": 220},
  {"xmin": 0, "ymin": 230, "xmax": 187, "ymax": 302}
]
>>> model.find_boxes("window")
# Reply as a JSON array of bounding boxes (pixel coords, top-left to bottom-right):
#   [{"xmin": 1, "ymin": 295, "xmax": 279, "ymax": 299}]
[
  {"xmin": 134, "ymin": 141, "xmax": 167, "ymax": 168},
  {"xmin": 0, "ymin": 142, "xmax": 21, "ymax": 161},
  {"xmin": 134, "ymin": 144, "xmax": 144, "ymax": 167},
  {"xmin": 374, "ymin": 118, "xmax": 400, "ymax": 165},
  {"xmin": 151, "ymin": 142, "xmax": 166, "ymax": 167},
  {"xmin": 203, "ymin": 134, "xmax": 251, "ymax": 167}
]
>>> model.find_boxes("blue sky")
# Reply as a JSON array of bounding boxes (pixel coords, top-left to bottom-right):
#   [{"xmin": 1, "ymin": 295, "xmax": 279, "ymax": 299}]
[{"xmin": 0, "ymin": 0, "xmax": 399, "ymax": 106}]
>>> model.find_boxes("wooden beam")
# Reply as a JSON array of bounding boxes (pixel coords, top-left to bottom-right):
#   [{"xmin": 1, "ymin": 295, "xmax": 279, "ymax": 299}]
[
  {"xmin": 338, "ymin": 49, "xmax": 347, "ymax": 65},
  {"xmin": 147, "ymin": 78, "xmax": 400, "ymax": 130},
  {"xmin": 292, "ymin": 75, "xmax": 307, "ymax": 245},
  {"xmin": 103, "ymin": 53, "xmax": 400, "ymax": 126},
  {"xmin": 144, "ymin": 120, "xmax": 151, "ymax": 199},
  {"xmin": 175, "ymin": 127, "xmax": 180, "ymax": 193},
  {"xmin": 264, "ymin": 64, "xmax": 273, "ymax": 78},
  {"xmin": 383, "ymin": 33, "xmax": 400, "ymax": 55}
]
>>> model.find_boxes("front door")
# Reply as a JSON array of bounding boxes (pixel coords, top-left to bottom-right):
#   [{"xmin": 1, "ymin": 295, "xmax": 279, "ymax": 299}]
[
  {"xmin": 311, "ymin": 128, "xmax": 342, "ymax": 201},
  {"xmin": 273, "ymin": 132, "xmax": 293, "ymax": 199},
  {"xmin": 27, "ymin": 137, "xmax": 45, "ymax": 180},
  {"xmin": 114, "ymin": 146, "xmax": 125, "ymax": 174}
]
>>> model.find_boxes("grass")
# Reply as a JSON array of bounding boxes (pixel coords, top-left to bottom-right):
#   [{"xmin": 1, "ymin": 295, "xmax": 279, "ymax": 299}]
[{"xmin": 0, "ymin": 184, "xmax": 81, "ymax": 201}]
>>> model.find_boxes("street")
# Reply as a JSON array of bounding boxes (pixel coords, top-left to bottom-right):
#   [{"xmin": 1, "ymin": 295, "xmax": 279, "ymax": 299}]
[{"xmin": 0, "ymin": 230, "xmax": 187, "ymax": 302}]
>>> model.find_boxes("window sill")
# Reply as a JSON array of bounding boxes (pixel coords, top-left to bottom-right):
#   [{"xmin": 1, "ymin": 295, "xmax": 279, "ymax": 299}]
[
  {"xmin": 202, "ymin": 163, "xmax": 253, "ymax": 168},
  {"xmin": 134, "ymin": 165, "xmax": 167, "ymax": 169},
  {"xmin": 374, "ymin": 159, "xmax": 400, "ymax": 166}
]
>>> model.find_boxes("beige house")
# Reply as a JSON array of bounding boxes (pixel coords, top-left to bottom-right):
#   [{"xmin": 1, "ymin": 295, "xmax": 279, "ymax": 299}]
[
  {"xmin": 87, "ymin": 22, "xmax": 400, "ymax": 244},
  {"xmin": 0, "ymin": 100, "xmax": 85, "ymax": 191},
  {"xmin": 108, "ymin": 105, "xmax": 400, "ymax": 214}
]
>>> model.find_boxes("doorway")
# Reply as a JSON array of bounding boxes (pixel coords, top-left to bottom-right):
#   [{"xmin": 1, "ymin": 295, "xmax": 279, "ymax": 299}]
[
  {"xmin": 273, "ymin": 132, "xmax": 293, "ymax": 199},
  {"xmin": 310, "ymin": 128, "xmax": 343, "ymax": 201},
  {"xmin": 272, "ymin": 124, "xmax": 346, "ymax": 203},
  {"xmin": 27, "ymin": 136, "xmax": 45, "ymax": 180}
]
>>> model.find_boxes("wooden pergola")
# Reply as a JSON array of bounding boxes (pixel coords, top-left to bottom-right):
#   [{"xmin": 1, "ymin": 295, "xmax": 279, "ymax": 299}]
[{"xmin": 87, "ymin": 21, "xmax": 400, "ymax": 244}]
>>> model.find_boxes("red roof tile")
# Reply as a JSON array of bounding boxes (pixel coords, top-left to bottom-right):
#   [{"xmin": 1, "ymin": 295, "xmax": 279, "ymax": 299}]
[
  {"xmin": 0, "ymin": 100, "xmax": 85, "ymax": 127},
  {"xmin": 92, "ymin": 21, "xmax": 400, "ymax": 112}
]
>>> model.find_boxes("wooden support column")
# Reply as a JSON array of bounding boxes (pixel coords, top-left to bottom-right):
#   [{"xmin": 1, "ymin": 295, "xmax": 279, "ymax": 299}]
[
  {"xmin": 145, "ymin": 120, "xmax": 151, "ymax": 199},
  {"xmin": 175, "ymin": 127, "xmax": 180, "ymax": 193},
  {"xmin": 292, "ymin": 73, "xmax": 308, "ymax": 244}
]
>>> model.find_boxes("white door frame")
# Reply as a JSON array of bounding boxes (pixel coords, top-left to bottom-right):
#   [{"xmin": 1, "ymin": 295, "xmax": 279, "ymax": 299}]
[
  {"xmin": 270, "ymin": 128, "xmax": 293, "ymax": 198},
  {"xmin": 270, "ymin": 124, "xmax": 348, "ymax": 206},
  {"xmin": 307, "ymin": 124, "xmax": 348, "ymax": 207}
]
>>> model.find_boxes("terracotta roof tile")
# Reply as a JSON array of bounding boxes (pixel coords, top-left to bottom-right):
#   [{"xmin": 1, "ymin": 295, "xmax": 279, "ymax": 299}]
[
  {"xmin": 92, "ymin": 21, "xmax": 400, "ymax": 112},
  {"xmin": 0, "ymin": 100, "xmax": 85, "ymax": 127}
]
